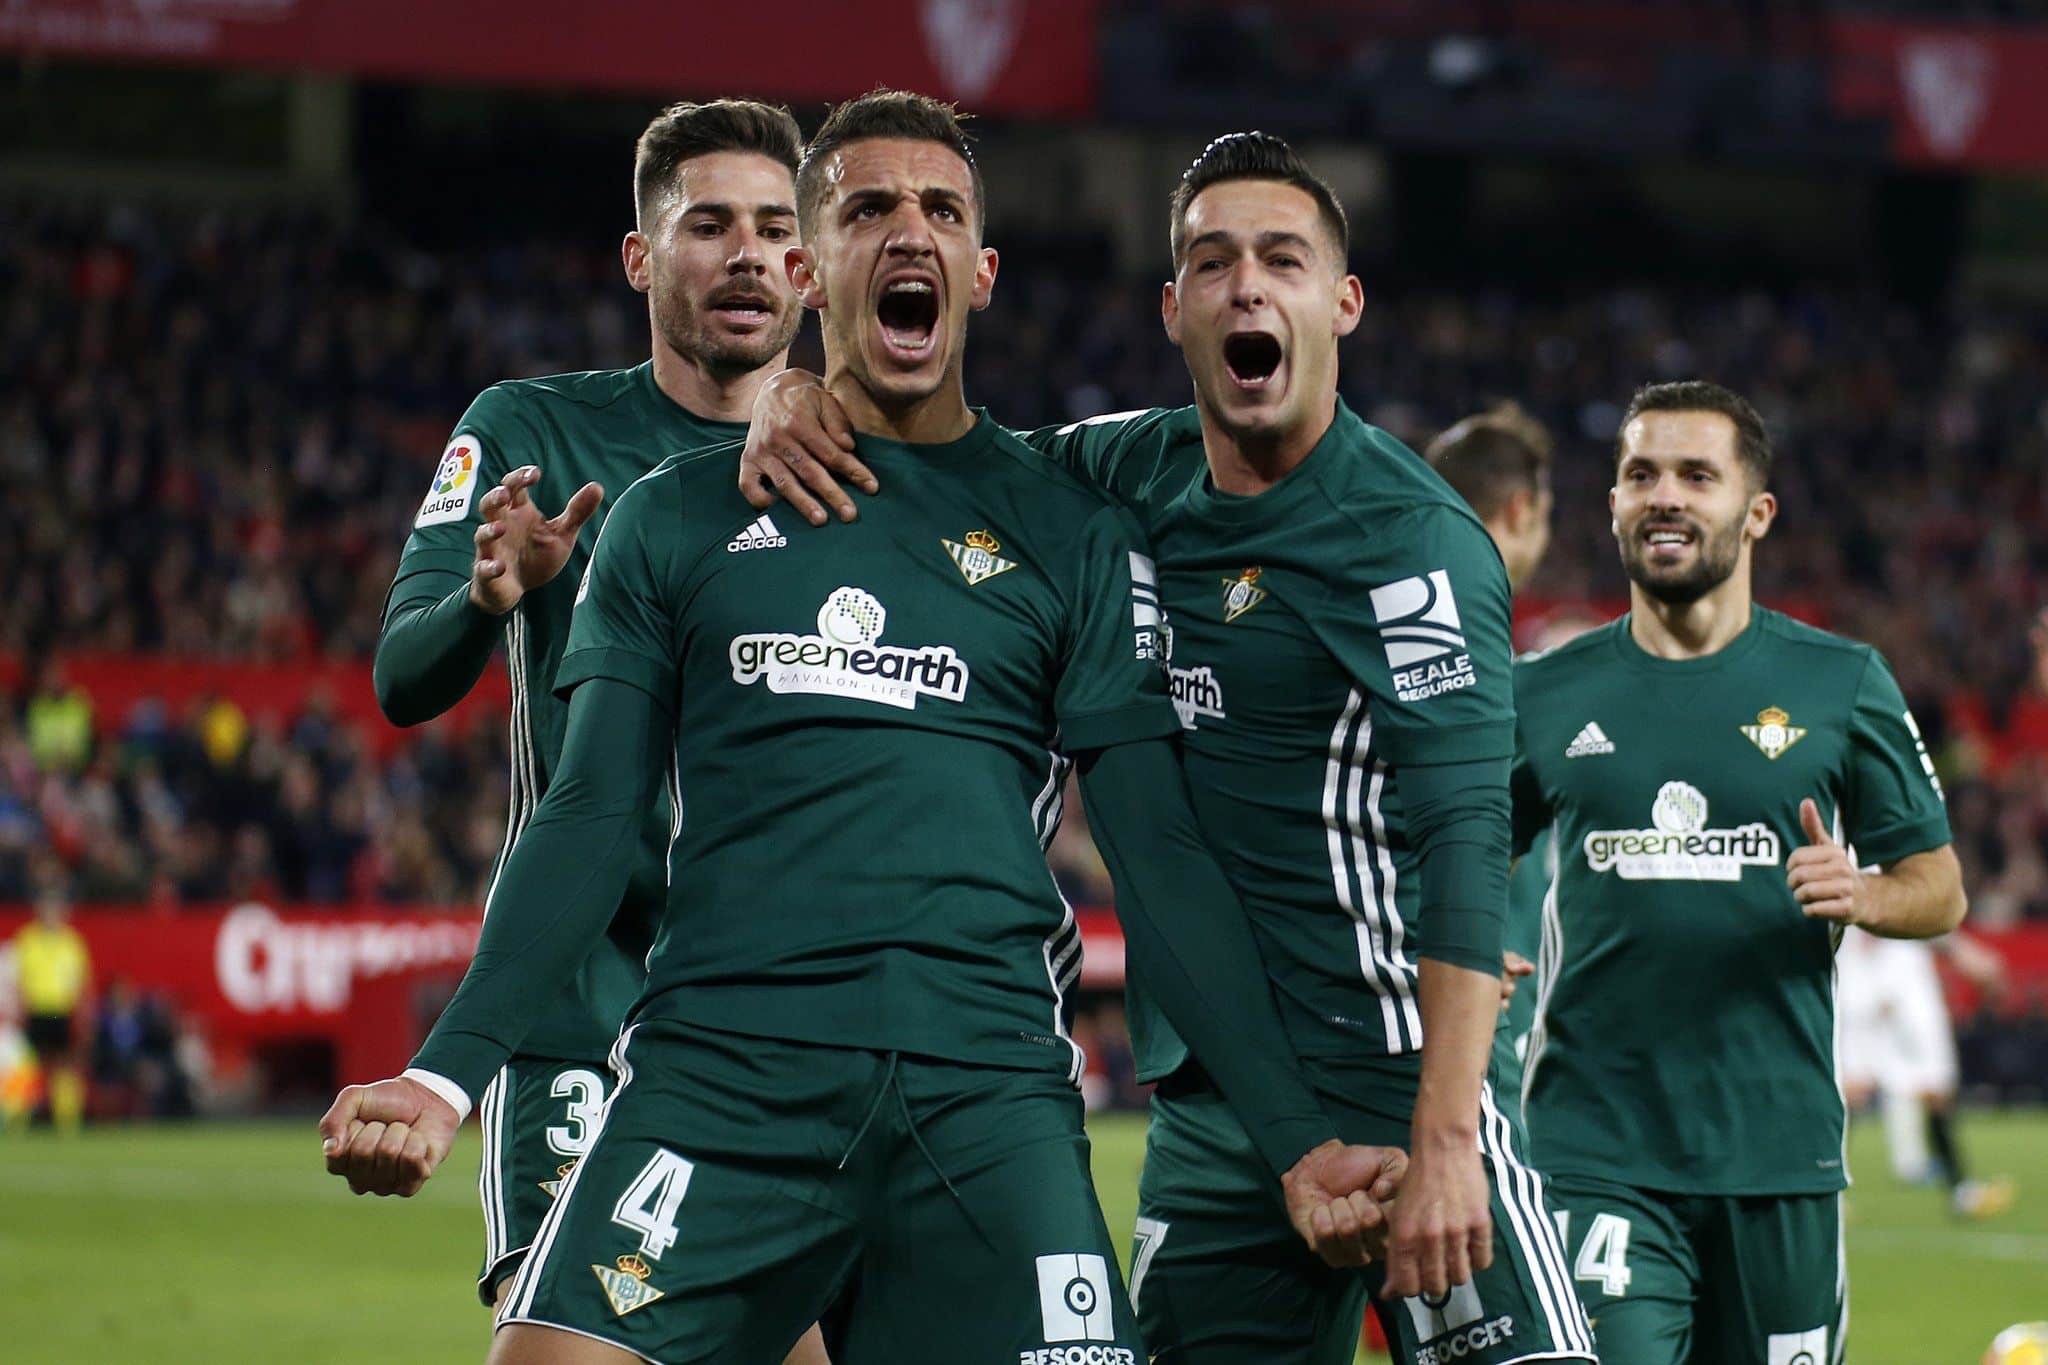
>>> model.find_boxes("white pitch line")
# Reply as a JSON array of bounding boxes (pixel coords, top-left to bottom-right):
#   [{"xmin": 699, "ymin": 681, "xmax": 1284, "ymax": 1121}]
[{"xmin": 1849, "ymin": 1226, "xmax": 2048, "ymax": 1263}]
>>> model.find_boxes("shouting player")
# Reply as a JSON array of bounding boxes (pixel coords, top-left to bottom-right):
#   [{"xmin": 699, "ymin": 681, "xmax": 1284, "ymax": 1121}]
[
  {"xmin": 325, "ymin": 92, "xmax": 1397, "ymax": 1363},
  {"xmin": 741, "ymin": 132, "xmax": 1594, "ymax": 1365},
  {"xmin": 366, "ymin": 100, "xmax": 812, "ymax": 1329},
  {"xmin": 1510, "ymin": 380, "xmax": 1967, "ymax": 1363}
]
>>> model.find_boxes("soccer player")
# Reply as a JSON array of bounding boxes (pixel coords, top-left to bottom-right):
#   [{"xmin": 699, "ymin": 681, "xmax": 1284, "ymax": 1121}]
[
  {"xmin": 324, "ymin": 92, "xmax": 1397, "ymax": 1364},
  {"xmin": 1424, "ymin": 403, "xmax": 1556, "ymax": 1111},
  {"xmin": 366, "ymin": 99, "xmax": 813, "ymax": 1319},
  {"xmin": 1510, "ymin": 380, "xmax": 1968, "ymax": 1363},
  {"xmin": 741, "ymin": 133, "xmax": 1594, "ymax": 1365}
]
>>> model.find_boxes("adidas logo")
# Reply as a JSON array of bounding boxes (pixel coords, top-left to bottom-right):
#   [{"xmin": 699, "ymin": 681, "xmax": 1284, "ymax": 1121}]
[
  {"xmin": 1566, "ymin": 722, "xmax": 1615, "ymax": 758},
  {"xmin": 726, "ymin": 515, "xmax": 787, "ymax": 553}
]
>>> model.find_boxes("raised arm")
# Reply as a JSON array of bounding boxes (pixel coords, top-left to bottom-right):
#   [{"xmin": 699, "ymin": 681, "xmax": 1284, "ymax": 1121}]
[
  {"xmin": 319, "ymin": 675, "xmax": 667, "ymax": 1195},
  {"xmin": 1079, "ymin": 737, "xmax": 1405, "ymax": 1266}
]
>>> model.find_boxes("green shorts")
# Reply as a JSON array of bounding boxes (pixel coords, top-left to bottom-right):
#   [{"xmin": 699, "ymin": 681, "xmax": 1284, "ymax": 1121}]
[
  {"xmin": 474, "ymin": 1055, "xmax": 616, "ymax": 1304},
  {"xmin": 1132, "ymin": 1070, "xmax": 1594, "ymax": 1365},
  {"xmin": 1546, "ymin": 1173, "xmax": 1845, "ymax": 1365},
  {"xmin": 498, "ymin": 1020, "xmax": 1145, "ymax": 1364}
]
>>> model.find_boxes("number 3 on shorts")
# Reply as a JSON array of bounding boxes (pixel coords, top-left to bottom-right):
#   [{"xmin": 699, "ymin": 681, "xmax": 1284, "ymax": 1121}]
[
  {"xmin": 547, "ymin": 1068, "xmax": 607, "ymax": 1157},
  {"xmin": 1555, "ymin": 1210, "xmax": 1633, "ymax": 1297},
  {"xmin": 612, "ymin": 1148, "xmax": 694, "ymax": 1260}
]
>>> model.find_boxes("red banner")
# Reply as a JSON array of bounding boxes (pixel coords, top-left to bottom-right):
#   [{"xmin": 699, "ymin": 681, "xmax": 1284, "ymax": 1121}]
[
  {"xmin": 0, "ymin": 903, "xmax": 479, "ymax": 1081},
  {"xmin": 1829, "ymin": 19, "xmax": 2048, "ymax": 171},
  {"xmin": 0, "ymin": 0, "xmax": 1098, "ymax": 116}
]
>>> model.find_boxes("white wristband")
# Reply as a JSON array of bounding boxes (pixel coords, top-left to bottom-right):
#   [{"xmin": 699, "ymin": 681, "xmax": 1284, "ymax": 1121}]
[{"xmin": 401, "ymin": 1068, "xmax": 474, "ymax": 1123}]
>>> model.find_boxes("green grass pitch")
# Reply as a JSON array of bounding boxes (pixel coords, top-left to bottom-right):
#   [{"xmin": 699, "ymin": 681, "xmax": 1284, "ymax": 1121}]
[{"xmin": 3, "ymin": 1109, "xmax": 2043, "ymax": 1361}]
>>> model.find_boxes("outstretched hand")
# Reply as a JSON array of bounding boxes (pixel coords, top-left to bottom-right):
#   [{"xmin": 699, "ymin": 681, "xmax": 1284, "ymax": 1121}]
[
  {"xmin": 469, "ymin": 466, "xmax": 604, "ymax": 615},
  {"xmin": 1283, "ymin": 1139, "xmax": 1409, "ymax": 1267},
  {"xmin": 319, "ymin": 1075, "xmax": 462, "ymax": 1197}
]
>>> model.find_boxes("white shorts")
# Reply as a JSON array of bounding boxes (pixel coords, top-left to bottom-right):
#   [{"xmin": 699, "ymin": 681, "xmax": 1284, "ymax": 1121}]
[{"xmin": 1837, "ymin": 932, "xmax": 1957, "ymax": 1095}]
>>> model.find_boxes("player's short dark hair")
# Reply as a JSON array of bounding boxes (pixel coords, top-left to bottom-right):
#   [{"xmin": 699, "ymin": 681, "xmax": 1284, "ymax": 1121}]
[
  {"xmin": 796, "ymin": 88, "xmax": 983, "ymax": 238},
  {"xmin": 634, "ymin": 99, "xmax": 803, "ymax": 227},
  {"xmin": 1616, "ymin": 380, "xmax": 1774, "ymax": 490},
  {"xmin": 1168, "ymin": 131, "xmax": 1349, "ymax": 268},
  {"xmin": 1425, "ymin": 402, "xmax": 1554, "ymax": 522}
]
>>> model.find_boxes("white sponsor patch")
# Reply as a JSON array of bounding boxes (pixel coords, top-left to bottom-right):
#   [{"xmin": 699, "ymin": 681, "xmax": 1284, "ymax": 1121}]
[
  {"xmin": 1129, "ymin": 552, "xmax": 1164, "ymax": 661},
  {"xmin": 1766, "ymin": 1327, "xmax": 1827, "ymax": 1365},
  {"xmin": 415, "ymin": 435, "xmax": 483, "ymax": 527},
  {"xmin": 729, "ymin": 587, "xmax": 969, "ymax": 711},
  {"xmin": 1036, "ymin": 1252, "xmax": 1116, "ymax": 1343},
  {"xmin": 1169, "ymin": 664, "xmax": 1225, "ymax": 730},
  {"xmin": 1369, "ymin": 569, "xmax": 1476, "ymax": 701},
  {"xmin": 1583, "ymin": 780, "xmax": 1782, "ymax": 882}
]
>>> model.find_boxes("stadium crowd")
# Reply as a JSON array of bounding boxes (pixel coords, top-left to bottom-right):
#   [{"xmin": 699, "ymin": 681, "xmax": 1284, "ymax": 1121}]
[{"xmin": 2, "ymin": 204, "xmax": 2046, "ymax": 933}]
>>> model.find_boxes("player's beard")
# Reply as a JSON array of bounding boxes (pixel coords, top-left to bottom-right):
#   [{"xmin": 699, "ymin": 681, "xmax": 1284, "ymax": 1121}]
[
  {"xmin": 1620, "ymin": 508, "xmax": 1745, "ymax": 605},
  {"xmin": 652, "ymin": 281, "xmax": 799, "ymax": 378}
]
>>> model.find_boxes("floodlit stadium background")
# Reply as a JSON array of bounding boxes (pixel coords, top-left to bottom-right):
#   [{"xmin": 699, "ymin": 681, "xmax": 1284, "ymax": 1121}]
[{"xmin": 2, "ymin": 3, "xmax": 2047, "ymax": 1361}]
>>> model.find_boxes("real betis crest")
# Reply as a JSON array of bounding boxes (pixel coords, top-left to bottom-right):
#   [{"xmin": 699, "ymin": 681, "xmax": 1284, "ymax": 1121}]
[
  {"xmin": 1222, "ymin": 566, "xmax": 1267, "ymax": 623},
  {"xmin": 943, "ymin": 528, "xmax": 1017, "ymax": 585},
  {"xmin": 592, "ymin": 1253, "xmax": 665, "ymax": 1318},
  {"xmin": 539, "ymin": 1161, "xmax": 574, "ymax": 1199},
  {"xmin": 1741, "ymin": 706, "xmax": 1806, "ymax": 760}
]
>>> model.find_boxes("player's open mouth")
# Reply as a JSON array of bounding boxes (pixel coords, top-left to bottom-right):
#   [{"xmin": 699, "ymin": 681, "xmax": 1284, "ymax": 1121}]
[
  {"xmin": 1222, "ymin": 332, "xmax": 1283, "ymax": 390},
  {"xmin": 876, "ymin": 275, "xmax": 941, "ymax": 362},
  {"xmin": 708, "ymin": 287, "xmax": 777, "ymax": 332},
  {"xmin": 1643, "ymin": 523, "xmax": 1697, "ymax": 560}
]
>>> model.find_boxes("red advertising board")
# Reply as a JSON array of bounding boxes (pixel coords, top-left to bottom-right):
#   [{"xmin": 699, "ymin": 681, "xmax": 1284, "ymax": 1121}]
[
  {"xmin": 0, "ymin": 0, "xmax": 1099, "ymax": 116},
  {"xmin": 0, "ymin": 903, "xmax": 480, "ymax": 1083}
]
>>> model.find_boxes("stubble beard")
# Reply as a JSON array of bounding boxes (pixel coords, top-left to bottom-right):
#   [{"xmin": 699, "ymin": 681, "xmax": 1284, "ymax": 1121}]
[
  {"xmin": 652, "ymin": 285, "xmax": 797, "ymax": 379},
  {"xmin": 1621, "ymin": 513, "xmax": 1745, "ymax": 606}
]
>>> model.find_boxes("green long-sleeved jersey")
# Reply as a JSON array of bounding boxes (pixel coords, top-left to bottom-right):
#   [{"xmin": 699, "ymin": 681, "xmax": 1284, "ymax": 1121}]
[
  {"xmin": 412, "ymin": 416, "xmax": 1342, "ymax": 1176},
  {"xmin": 379, "ymin": 363, "xmax": 743, "ymax": 1062},
  {"xmin": 1021, "ymin": 403, "xmax": 1517, "ymax": 1090}
]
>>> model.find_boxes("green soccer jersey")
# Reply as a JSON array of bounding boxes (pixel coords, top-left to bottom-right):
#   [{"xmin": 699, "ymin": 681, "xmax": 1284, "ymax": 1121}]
[
  {"xmin": 1510, "ymin": 609, "xmax": 1952, "ymax": 1195},
  {"xmin": 1024, "ymin": 403, "xmax": 1517, "ymax": 1075},
  {"xmin": 555, "ymin": 415, "xmax": 1178, "ymax": 1078},
  {"xmin": 392, "ymin": 363, "xmax": 744, "ymax": 1061}
]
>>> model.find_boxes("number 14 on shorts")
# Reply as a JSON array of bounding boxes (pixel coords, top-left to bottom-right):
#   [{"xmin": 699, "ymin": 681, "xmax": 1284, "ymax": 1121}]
[{"xmin": 1554, "ymin": 1210, "xmax": 1633, "ymax": 1297}]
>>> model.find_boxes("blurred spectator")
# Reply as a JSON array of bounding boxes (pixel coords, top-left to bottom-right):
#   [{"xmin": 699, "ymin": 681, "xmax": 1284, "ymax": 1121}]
[
  {"xmin": 1, "ymin": 205, "xmax": 2044, "ymax": 921},
  {"xmin": 90, "ymin": 977, "xmax": 198, "ymax": 1120},
  {"xmin": 11, "ymin": 884, "xmax": 90, "ymax": 1131}
]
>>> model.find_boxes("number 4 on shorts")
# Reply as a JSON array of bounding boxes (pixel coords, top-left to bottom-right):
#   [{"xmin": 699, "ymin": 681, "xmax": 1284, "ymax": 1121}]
[
  {"xmin": 612, "ymin": 1149, "xmax": 694, "ymax": 1260},
  {"xmin": 1553, "ymin": 1210, "xmax": 1633, "ymax": 1297}
]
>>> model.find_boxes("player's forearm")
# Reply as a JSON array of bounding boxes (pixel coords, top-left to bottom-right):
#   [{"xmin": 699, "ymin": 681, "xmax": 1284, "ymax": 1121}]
[
  {"xmin": 1405, "ymin": 757, "xmax": 1512, "ymax": 974},
  {"xmin": 373, "ymin": 568, "xmax": 503, "ymax": 726},
  {"xmin": 409, "ymin": 677, "xmax": 666, "ymax": 1102},
  {"xmin": 1412, "ymin": 959, "xmax": 1498, "ymax": 1148},
  {"xmin": 1078, "ymin": 738, "xmax": 1337, "ymax": 1177},
  {"xmin": 1859, "ymin": 845, "xmax": 1968, "ymax": 939}
]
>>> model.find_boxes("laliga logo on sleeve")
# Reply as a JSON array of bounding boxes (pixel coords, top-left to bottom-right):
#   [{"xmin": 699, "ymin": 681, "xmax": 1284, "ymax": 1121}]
[{"xmin": 415, "ymin": 436, "xmax": 481, "ymax": 527}]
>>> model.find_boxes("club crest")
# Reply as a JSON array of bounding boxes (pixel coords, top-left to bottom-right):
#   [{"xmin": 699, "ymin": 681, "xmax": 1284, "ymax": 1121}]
[
  {"xmin": 1741, "ymin": 706, "xmax": 1807, "ymax": 760},
  {"xmin": 592, "ymin": 1253, "xmax": 665, "ymax": 1317},
  {"xmin": 943, "ymin": 529, "xmax": 1018, "ymax": 586},
  {"xmin": 1222, "ymin": 567, "xmax": 1267, "ymax": 623}
]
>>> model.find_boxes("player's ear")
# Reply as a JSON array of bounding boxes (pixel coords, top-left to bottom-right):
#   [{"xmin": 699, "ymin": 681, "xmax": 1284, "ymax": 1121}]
[
  {"xmin": 789, "ymin": 246, "xmax": 826, "ymax": 311},
  {"xmin": 1607, "ymin": 484, "xmax": 1619, "ymax": 540},
  {"xmin": 970, "ymin": 246, "xmax": 998, "ymax": 311},
  {"xmin": 1161, "ymin": 280, "xmax": 1182, "ymax": 345},
  {"xmin": 1746, "ymin": 488, "xmax": 1777, "ymax": 542},
  {"xmin": 622, "ymin": 232, "xmax": 652, "ymax": 294},
  {"xmin": 1332, "ymin": 273, "xmax": 1364, "ymax": 338}
]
